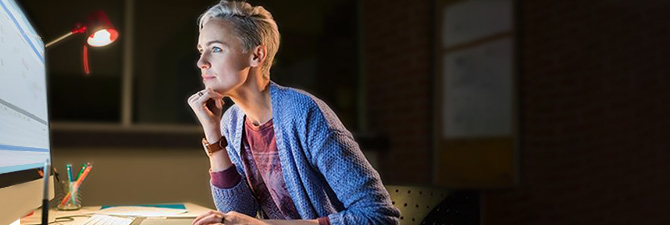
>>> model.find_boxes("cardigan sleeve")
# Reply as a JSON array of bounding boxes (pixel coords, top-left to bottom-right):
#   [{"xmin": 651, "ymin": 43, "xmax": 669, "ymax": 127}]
[
  {"xmin": 210, "ymin": 178, "xmax": 258, "ymax": 217},
  {"xmin": 210, "ymin": 107, "xmax": 259, "ymax": 217},
  {"xmin": 311, "ymin": 130, "xmax": 400, "ymax": 225}
]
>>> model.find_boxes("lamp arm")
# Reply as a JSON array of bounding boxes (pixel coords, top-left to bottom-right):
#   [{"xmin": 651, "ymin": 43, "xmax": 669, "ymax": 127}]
[{"xmin": 45, "ymin": 31, "xmax": 75, "ymax": 48}]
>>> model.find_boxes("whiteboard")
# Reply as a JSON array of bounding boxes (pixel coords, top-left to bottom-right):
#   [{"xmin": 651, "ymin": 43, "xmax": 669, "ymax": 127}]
[
  {"xmin": 442, "ymin": 37, "xmax": 513, "ymax": 138},
  {"xmin": 441, "ymin": 0, "xmax": 513, "ymax": 48}
]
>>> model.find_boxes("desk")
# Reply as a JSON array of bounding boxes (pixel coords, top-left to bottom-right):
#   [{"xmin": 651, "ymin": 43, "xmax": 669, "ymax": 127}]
[{"xmin": 20, "ymin": 202, "xmax": 214, "ymax": 225}]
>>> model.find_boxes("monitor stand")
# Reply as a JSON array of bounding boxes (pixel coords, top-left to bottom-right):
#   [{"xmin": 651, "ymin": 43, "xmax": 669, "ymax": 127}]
[{"xmin": 41, "ymin": 159, "xmax": 50, "ymax": 225}]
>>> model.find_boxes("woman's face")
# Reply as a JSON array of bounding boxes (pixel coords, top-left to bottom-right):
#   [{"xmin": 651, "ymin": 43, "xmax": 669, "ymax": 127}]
[{"xmin": 197, "ymin": 19, "xmax": 251, "ymax": 95}]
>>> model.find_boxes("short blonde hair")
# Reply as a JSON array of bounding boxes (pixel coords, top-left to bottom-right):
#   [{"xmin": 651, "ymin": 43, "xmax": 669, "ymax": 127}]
[{"xmin": 198, "ymin": 1, "xmax": 280, "ymax": 78}]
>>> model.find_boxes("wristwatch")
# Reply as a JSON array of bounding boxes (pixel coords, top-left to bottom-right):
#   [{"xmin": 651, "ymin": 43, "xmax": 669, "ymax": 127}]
[{"xmin": 202, "ymin": 136, "xmax": 227, "ymax": 156}]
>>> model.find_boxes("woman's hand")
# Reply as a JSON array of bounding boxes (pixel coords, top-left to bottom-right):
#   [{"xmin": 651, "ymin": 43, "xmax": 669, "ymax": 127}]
[
  {"xmin": 192, "ymin": 211, "xmax": 268, "ymax": 225},
  {"xmin": 188, "ymin": 88, "xmax": 225, "ymax": 140},
  {"xmin": 192, "ymin": 210, "xmax": 224, "ymax": 225}
]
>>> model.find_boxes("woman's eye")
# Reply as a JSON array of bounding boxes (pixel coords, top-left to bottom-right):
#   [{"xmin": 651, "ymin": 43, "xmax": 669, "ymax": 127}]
[{"xmin": 212, "ymin": 47, "xmax": 222, "ymax": 53}]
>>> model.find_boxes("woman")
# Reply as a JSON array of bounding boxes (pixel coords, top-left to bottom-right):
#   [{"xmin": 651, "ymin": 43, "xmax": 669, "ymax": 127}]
[{"xmin": 188, "ymin": 1, "xmax": 399, "ymax": 225}]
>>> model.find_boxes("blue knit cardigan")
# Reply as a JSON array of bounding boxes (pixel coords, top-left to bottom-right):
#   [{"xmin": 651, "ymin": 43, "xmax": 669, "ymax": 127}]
[{"xmin": 211, "ymin": 82, "xmax": 399, "ymax": 225}]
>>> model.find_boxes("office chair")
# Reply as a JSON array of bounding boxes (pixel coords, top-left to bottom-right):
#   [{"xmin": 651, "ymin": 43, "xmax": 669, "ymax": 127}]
[
  {"xmin": 385, "ymin": 185, "xmax": 450, "ymax": 225},
  {"xmin": 420, "ymin": 190, "xmax": 480, "ymax": 225}
]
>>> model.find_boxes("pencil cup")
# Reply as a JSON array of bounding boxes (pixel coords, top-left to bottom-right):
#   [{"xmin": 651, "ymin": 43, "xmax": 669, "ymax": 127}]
[{"xmin": 55, "ymin": 180, "xmax": 82, "ymax": 211}]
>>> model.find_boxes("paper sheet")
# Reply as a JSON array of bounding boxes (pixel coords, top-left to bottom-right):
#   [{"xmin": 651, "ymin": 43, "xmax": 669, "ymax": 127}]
[{"xmin": 98, "ymin": 206, "xmax": 187, "ymax": 217}]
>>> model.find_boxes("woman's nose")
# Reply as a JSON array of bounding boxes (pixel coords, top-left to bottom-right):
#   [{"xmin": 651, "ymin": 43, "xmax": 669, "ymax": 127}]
[{"xmin": 197, "ymin": 55, "xmax": 210, "ymax": 69}]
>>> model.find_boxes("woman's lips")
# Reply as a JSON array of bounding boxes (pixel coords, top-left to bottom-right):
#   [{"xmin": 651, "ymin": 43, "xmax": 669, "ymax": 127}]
[{"xmin": 202, "ymin": 75, "xmax": 216, "ymax": 81}]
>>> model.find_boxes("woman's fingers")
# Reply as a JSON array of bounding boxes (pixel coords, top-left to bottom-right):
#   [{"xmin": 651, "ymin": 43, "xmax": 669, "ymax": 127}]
[
  {"xmin": 220, "ymin": 211, "xmax": 266, "ymax": 224},
  {"xmin": 187, "ymin": 88, "xmax": 226, "ymax": 130},
  {"xmin": 192, "ymin": 210, "xmax": 215, "ymax": 225},
  {"xmin": 192, "ymin": 211, "xmax": 210, "ymax": 225},
  {"xmin": 188, "ymin": 92, "xmax": 202, "ymax": 105},
  {"xmin": 192, "ymin": 211, "xmax": 224, "ymax": 225},
  {"xmin": 190, "ymin": 89, "xmax": 220, "ymax": 114},
  {"xmin": 194, "ymin": 214, "xmax": 223, "ymax": 225},
  {"xmin": 188, "ymin": 90, "xmax": 208, "ymax": 108},
  {"xmin": 188, "ymin": 89, "xmax": 221, "ymax": 106},
  {"xmin": 215, "ymin": 98, "xmax": 223, "ymax": 109},
  {"xmin": 192, "ymin": 211, "xmax": 259, "ymax": 225}
]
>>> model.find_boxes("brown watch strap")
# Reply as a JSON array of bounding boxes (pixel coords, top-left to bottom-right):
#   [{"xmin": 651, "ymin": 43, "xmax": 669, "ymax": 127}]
[{"xmin": 202, "ymin": 136, "xmax": 228, "ymax": 156}]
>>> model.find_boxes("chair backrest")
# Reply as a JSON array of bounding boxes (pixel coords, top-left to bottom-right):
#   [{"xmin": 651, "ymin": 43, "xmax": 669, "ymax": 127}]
[
  {"xmin": 385, "ymin": 185, "xmax": 450, "ymax": 225},
  {"xmin": 421, "ymin": 191, "xmax": 480, "ymax": 225}
]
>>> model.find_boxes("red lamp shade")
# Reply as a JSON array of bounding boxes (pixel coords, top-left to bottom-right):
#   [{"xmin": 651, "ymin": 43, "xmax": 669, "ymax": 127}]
[
  {"xmin": 88, "ymin": 28, "xmax": 118, "ymax": 47},
  {"xmin": 80, "ymin": 11, "xmax": 118, "ymax": 74},
  {"xmin": 70, "ymin": 11, "xmax": 118, "ymax": 47},
  {"xmin": 84, "ymin": 11, "xmax": 118, "ymax": 47}
]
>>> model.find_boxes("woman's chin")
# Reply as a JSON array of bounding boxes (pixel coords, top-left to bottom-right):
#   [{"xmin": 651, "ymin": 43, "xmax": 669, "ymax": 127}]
[
  {"xmin": 204, "ymin": 85, "xmax": 228, "ymax": 95},
  {"xmin": 203, "ymin": 81, "xmax": 217, "ymax": 89}
]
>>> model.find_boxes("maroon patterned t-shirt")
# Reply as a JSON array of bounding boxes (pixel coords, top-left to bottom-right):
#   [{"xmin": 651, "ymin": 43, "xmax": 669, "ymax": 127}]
[
  {"xmin": 210, "ymin": 117, "xmax": 331, "ymax": 224},
  {"xmin": 240, "ymin": 117, "xmax": 301, "ymax": 219}
]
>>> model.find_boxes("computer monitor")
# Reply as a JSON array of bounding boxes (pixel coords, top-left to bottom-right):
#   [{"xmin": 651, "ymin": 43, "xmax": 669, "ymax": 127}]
[{"xmin": 0, "ymin": 0, "xmax": 54, "ymax": 224}]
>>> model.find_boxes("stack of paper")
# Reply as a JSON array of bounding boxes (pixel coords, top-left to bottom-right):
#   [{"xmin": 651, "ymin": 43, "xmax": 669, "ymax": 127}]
[{"xmin": 98, "ymin": 205, "xmax": 187, "ymax": 217}]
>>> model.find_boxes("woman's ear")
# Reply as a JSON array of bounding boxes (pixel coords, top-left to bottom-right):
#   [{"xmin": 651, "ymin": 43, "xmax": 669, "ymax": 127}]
[{"xmin": 249, "ymin": 45, "xmax": 267, "ymax": 68}]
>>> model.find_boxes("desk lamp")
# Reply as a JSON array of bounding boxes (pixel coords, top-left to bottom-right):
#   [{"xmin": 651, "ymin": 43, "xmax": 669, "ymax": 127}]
[{"xmin": 45, "ymin": 10, "xmax": 118, "ymax": 74}]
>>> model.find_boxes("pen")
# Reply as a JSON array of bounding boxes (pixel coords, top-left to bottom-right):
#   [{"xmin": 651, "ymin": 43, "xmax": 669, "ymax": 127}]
[
  {"xmin": 66, "ymin": 164, "xmax": 76, "ymax": 205},
  {"xmin": 66, "ymin": 164, "xmax": 73, "ymax": 182},
  {"xmin": 75, "ymin": 163, "xmax": 86, "ymax": 180}
]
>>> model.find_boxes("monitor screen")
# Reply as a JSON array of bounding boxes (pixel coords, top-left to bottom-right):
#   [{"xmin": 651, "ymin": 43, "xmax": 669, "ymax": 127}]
[{"xmin": 0, "ymin": 0, "xmax": 53, "ymax": 224}]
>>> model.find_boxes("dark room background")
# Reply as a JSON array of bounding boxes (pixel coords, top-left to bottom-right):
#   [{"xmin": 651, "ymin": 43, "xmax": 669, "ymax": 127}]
[
  {"xmin": 15, "ymin": 0, "xmax": 670, "ymax": 224},
  {"xmin": 22, "ymin": 0, "xmax": 360, "ymax": 128}
]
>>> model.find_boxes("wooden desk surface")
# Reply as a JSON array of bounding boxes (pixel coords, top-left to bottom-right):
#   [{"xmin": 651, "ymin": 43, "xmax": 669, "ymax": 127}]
[{"xmin": 20, "ymin": 202, "xmax": 214, "ymax": 225}]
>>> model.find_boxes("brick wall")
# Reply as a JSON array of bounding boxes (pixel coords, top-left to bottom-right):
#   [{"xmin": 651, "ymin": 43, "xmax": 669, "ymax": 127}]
[
  {"xmin": 363, "ymin": 0, "xmax": 433, "ymax": 184},
  {"xmin": 363, "ymin": 0, "xmax": 670, "ymax": 224},
  {"xmin": 484, "ymin": 1, "xmax": 670, "ymax": 224}
]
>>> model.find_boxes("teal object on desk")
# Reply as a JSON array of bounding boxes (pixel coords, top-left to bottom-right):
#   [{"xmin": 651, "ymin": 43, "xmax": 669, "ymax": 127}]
[{"xmin": 101, "ymin": 203, "xmax": 186, "ymax": 210}]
